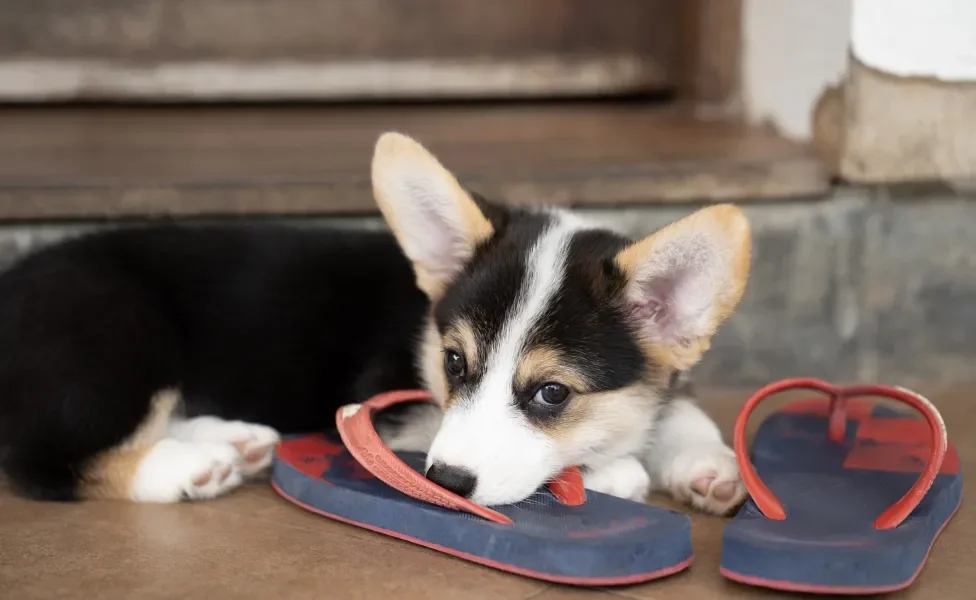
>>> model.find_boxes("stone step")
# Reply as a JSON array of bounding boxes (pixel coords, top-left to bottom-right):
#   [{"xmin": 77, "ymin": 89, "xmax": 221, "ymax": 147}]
[{"xmin": 0, "ymin": 189, "xmax": 972, "ymax": 388}]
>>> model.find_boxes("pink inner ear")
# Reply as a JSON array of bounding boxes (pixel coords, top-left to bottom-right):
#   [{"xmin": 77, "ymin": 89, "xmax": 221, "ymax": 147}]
[
  {"xmin": 630, "ymin": 297, "xmax": 664, "ymax": 322},
  {"xmin": 629, "ymin": 275, "xmax": 683, "ymax": 342}
]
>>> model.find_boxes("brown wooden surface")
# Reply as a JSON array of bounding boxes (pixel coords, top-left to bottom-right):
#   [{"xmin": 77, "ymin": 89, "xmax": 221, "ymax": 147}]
[
  {"xmin": 0, "ymin": 0, "xmax": 677, "ymax": 101},
  {"xmin": 678, "ymin": 0, "xmax": 743, "ymax": 114},
  {"xmin": 0, "ymin": 0, "xmax": 677, "ymax": 63},
  {"xmin": 0, "ymin": 103, "xmax": 828, "ymax": 221}
]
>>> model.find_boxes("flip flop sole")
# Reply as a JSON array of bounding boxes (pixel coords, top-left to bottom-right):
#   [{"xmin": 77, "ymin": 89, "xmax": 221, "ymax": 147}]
[
  {"xmin": 272, "ymin": 432, "xmax": 693, "ymax": 585},
  {"xmin": 720, "ymin": 398, "xmax": 963, "ymax": 594}
]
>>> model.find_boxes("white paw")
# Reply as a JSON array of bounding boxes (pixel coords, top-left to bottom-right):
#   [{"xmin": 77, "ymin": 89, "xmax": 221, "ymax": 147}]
[
  {"xmin": 664, "ymin": 442, "xmax": 746, "ymax": 515},
  {"xmin": 167, "ymin": 417, "xmax": 280, "ymax": 478},
  {"xmin": 583, "ymin": 456, "xmax": 651, "ymax": 502},
  {"xmin": 131, "ymin": 439, "xmax": 244, "ymax": 503}
]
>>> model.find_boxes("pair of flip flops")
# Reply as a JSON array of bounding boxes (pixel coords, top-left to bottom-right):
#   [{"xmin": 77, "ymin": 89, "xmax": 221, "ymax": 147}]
[{"xmin": 271, "ymin": 378, "xmax": 962, "ymax": 594}]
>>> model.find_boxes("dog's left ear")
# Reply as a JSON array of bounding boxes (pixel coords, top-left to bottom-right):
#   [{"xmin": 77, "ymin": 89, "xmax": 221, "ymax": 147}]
[
  {"xmin": 372, "ymin": 132, "xmax": 494, "ymax": 298},
  {"xmin": 614, "ymin": 204, "xmax": 751, "ymax": 371}
]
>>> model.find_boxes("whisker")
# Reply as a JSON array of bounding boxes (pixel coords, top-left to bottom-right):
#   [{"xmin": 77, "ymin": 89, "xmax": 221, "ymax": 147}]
[{"xmin": 547, "ymin": 476, "xmax": 587, "ymax": 495}]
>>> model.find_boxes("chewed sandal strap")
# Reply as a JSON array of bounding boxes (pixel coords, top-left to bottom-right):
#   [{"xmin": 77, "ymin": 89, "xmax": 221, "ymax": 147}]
[{"xmin": 336, "ymin": 389, "xmax": 586, "ymax": 526}]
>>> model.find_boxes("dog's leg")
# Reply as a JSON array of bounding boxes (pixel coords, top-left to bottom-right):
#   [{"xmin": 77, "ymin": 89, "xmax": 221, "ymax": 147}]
[
  {"xmin": 645, "ymin": 389, "xmax": 747, "ymax": 515},
  {"xmin": 82, "ymin": 391, "xmax": 245, "ymax": 502},
  {"xmin": 582, "ymin": 455, "xmax": 651, "ymax": 502},
  {"xmin": 87, "ymin": 439, "xmax": 245, "ymax": 502},
  {"xmin": 167, "ymin": 416, "xmax": 280, "ymax": 478}
]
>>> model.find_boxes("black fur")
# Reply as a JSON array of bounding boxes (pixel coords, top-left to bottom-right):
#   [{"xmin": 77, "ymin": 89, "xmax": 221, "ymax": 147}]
[
  {"xmin": 538, "ymin": 229, "xmax": 647, "ymax": 391},
  {"xmin": 0, "ymin": 224, "xmax": 427, "ymax": 500},
  {"xmin": 0, "ymin": 198, "xmax": 670, "ymax": 502},
  {"xmin": 431, "ymin": 208, "xmax": 652, "ymax": 424}
]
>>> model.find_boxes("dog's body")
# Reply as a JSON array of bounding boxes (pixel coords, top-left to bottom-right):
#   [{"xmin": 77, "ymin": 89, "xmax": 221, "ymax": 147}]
[
  {"xmin": 0, "ymin": 225, "xmax": 428, "ymax": 501},
  {"xmin": 0, "ymin": 133, "xmax": 749, "ymax": 513}
]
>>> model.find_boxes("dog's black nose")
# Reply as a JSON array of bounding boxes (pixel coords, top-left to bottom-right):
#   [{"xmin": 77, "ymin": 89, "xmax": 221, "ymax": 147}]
[{"xmin": 426, "ymin": 462, "xmax": 477, "ymax": 498}]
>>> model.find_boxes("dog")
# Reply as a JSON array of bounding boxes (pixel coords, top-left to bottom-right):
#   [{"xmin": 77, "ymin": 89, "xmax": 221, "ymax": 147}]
[{"xmin": 0, "ymin": 133, "xmax": 750, "ymax": 514}]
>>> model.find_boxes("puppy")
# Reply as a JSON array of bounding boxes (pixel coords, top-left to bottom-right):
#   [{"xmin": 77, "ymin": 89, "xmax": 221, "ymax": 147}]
[{"xmin": 0, "ymin": 133, "xmax": 749, "ymax": 514}]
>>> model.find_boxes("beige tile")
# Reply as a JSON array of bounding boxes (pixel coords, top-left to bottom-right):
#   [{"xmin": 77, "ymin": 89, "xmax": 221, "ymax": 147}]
[
  {"xmin": 1, "ymin": 384, "xmax": 972, "ymax": 600},
  {"xmin": 0, "ymin": 493, "xmax": 544, "ymax": 600},
  {"xmin": 530, "ymin": 586, "xmax": 618, "ymax": 599}
]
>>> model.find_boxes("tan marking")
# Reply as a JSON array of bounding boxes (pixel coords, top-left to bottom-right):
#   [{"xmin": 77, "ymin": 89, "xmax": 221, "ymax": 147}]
[
  {"xmin": 532, "ymin": 382, "xmax": 661, "ymax": 444},
  {"xmin": 121, "ymin": 389, "xmax": 180, "ymax": 450},
  {"xmin": 615, "ymin": 204, "xmax": 751, "ymax": 371},
  {"xmin": 443, "ymin": 319, "xmax": 479, "ymax": 372},
  {"xmin": 515, "ymin": 346, "xmax": 589, "ymax": 393},
  {"xmin": 372, "ymin": 132, "xmax": 494, "ymax": 298},
  {"xmin": 419, "ymin": 317, "xmax": 450, "ymax": 406},
  {"xmin": 80, "ymin": 389, "xmax": 180, "ymax": 500}
]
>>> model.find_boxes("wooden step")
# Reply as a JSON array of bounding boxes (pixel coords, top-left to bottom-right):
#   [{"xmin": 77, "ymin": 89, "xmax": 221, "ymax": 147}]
[
  {"xmin": 0, "ymin": 0, "xmax": 677, "ymax": 101},
  {"xmin": 0, "ymin": 103, "xmax": 829, "ymax": 221}
]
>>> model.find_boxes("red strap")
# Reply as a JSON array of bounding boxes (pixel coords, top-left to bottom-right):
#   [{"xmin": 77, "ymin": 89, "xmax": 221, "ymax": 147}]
[
  {"xmin": 734, "ymin": 378, "xmax": 948, "ymax": 530},
  {"xmin": 336, "ymin": 389, "xmax": 585, "ymax": 526}
]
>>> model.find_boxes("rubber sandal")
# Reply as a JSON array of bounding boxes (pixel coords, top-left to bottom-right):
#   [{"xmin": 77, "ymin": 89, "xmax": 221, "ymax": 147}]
[
  {"xmin": 720, "ymin": 378, "xmax": 963, "ymax": 595},
  {"xmin": 271, "ymin": 390, "xmax": 693, "ymax": 585}
]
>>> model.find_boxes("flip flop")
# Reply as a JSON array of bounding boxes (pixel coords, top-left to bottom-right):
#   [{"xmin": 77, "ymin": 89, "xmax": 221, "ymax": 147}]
[
  {"xmin": 720, "ymin": 378, "xmax": 963, "ymax": 595},
  {"xmin": 271, "ymin": 390, "xmax": 693, "ymax": 585}
]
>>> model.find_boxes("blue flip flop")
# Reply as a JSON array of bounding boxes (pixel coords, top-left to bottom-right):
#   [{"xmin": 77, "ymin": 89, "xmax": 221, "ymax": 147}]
[
  {"xmin": 271, "ymin": 390, "xmax": 693, "ymax": 586},
  {"xmin": 720, "ymin": 378, "xmax": 962, "ymax": 595}
]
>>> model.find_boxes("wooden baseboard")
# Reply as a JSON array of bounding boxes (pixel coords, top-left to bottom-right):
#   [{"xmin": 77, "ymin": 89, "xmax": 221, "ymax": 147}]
[
  {"xmin": 0, "ymin": 0, "xmax": 678, "ymax": 101},
  {"xmin": 0, "ymin": 56, "xmax": 668, "ymax": 102},
  {"xmin": 678, "ymin": 0, "xmax": 743, "ymax": 116}
]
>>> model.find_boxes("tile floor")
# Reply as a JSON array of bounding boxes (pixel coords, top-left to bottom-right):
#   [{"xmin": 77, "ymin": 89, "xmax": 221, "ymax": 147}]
[{"xmin": 2, "ymin": 385, "xmax": 972, "ymax": 599}]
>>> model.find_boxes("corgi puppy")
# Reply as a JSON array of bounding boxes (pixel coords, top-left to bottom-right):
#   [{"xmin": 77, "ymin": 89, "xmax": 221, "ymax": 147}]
[{"xmin": 0, "ymin": 133, "xmax": 749, "ymax": 514}]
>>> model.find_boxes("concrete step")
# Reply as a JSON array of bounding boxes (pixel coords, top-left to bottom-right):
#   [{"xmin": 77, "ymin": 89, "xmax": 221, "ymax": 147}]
[{"xmin": 0, "ymin": 189, "xmax": 972, "ymax": 388}]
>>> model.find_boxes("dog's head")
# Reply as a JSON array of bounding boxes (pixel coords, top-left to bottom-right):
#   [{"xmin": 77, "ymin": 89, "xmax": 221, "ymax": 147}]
[{"xmin": 373, "ymin": 133, "xmax": 750, "ymax": 506}]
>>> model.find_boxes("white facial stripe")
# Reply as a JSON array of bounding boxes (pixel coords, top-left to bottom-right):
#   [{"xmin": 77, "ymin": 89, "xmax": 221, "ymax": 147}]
[
  {"xmin": 478, "ymin": 217, "xmax": 580, "ymax": 407},
  {"xmin": 426, "ymin": 214, "xmax": 587, "ymax": 505}
]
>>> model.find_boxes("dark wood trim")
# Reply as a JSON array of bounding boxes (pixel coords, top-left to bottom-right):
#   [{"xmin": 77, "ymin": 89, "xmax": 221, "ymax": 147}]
[
  {"xmin": 678, "ymin": 0, "xmax": 743, "ymax": 116},
  {"xmin": 0, "ymin": 0, "xmax": 679, "ymax": 102}
]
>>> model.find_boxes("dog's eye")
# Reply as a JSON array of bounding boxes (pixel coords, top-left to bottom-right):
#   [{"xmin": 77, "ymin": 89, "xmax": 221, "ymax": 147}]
[
  {"xmin": 444, "ymin": 349, "xmax": 467, "ymax": 380},
  {"xmin": 533, "ymin": 382, "xmax": 570, "ymax": 407}
]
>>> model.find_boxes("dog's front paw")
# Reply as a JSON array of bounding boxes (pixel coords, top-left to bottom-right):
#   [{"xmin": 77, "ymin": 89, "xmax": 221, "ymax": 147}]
[
  {"xmin": 168, "ymin": 417, "xmax": 280, "ymax": 478},
  {"xmin": 664, "ymin": 443, "xmax": 746, "ymax": 515},
  {"xmin": 131, "ymin": 440, "xmax": 245, "ymax": 503},
  {"xmin": 582, "ymin": 456, "xmax": 650, "ymax": 502}
]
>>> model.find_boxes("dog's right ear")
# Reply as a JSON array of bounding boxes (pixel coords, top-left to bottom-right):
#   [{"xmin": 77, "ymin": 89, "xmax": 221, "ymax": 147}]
[
  {"xmin": 372, "ymin": 132, "xmax": 494, "ymax": 298},
  {"xmin": 614, "ymin": 204, "xmax": 751, "ymax": 371}
]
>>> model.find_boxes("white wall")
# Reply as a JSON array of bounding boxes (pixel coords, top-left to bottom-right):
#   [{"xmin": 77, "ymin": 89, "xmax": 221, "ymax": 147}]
[
  {"xmin": 742, "ymin": 0, "xmax": 852, "ymax": 140},
  {"xmin": 851, "ymin": 0, "xmax": 976, "ymax": 80},
  {"xmin": 742, "ymin": 0, "xmax": 976, "ymax": 141}
]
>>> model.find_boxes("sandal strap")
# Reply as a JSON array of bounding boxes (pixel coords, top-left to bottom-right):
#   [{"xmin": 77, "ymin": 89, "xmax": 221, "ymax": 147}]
[
  {"xmin": 336, "ymin": 389, "xmax": 586, "ymax": 525},
  {"xmin": 733, "ymin": 378, "xmax": 948, "ymax": 530}
]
